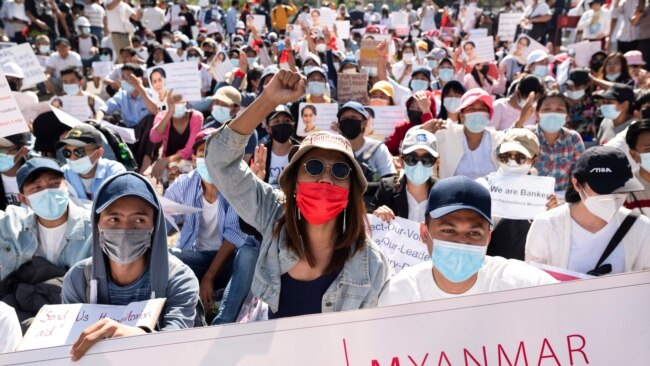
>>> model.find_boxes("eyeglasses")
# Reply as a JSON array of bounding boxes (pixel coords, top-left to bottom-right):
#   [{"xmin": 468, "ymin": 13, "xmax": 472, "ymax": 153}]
[
  {"xmin": 63, "ymin": 147, "xmax": 94, "ymax": 159},
  {"xmin": 303, "ymin": 159, "xmax": 352, "ymax": 180},
  {"xmin": 403, "ymin": 153, "xmax": 436, "ymax": 167},
  {"xmin": 497, "ymin": 152, "xmax": 529, "ymax": 165}
]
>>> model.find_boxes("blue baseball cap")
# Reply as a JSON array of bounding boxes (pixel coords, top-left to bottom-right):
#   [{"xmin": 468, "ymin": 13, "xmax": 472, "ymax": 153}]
[
  {"xmin": 16, "ymin": 157, "xmax": 63, "ymax": 191},
  {"xmin": 411, "ymin": 66, "xmax": 432, "ymax": 80},
  {"xmin": 426, "ymin": 176, "xmax": 493, "ymax": 225},
  {"xmin": 95, "ymin": 173, "xmax": 159, "ymax": 213},
  {"xmin": 337, "ymin": 101, "xmax": 369, "ymax": 120}
]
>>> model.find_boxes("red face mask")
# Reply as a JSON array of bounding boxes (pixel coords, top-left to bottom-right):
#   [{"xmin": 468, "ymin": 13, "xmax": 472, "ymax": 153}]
[{"xmin": 296, "ymin": 182, "xmax": 349, "ymax": 225}]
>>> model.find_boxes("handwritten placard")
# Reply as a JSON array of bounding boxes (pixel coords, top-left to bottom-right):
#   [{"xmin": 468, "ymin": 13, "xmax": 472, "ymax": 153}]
[
  {"xmin": 0, "ymin": 70, "xmax": 30, "ymax": 137},
  {"xmin": 461, "ymin": 36, "xmax": 495, "ymax": 65},
  {"xmin": 92, "ymin": 61, "xmax": 114, "ymax": 78},
  {"xmin": 57, "ymin": 95, "xmax": 94, "ymax": 121},
  {"xmin": 488, "ymin": 173, "xmax": 555, "ymax": 220},
  {"xmin": 368, "ymin": 215, "xmax": 429, "ymax": 274},
  {"xmin": 0, "ymin": 43, "xmax": 47, "ymax": 89},
  {"xmin": 297, "ymin": 103, "xmax": 339, "ymax": 137},
  {"xmin": 18, "ymin": 299, "xmax": 165, "ymax": 351},
  {"xmin": 337, "ymin": 73, "xmax": 369, "ymax": 105},
  {"xmin": 147, "ymin": 62, "xmax": 202, "ymax": 102},
  {"xmin": 365, "ymin": 105, "xmax": 407, "ymax": 140},
  {"xmin": 498, "ymin": 13, "xmax": 524, "ymax": 42}
]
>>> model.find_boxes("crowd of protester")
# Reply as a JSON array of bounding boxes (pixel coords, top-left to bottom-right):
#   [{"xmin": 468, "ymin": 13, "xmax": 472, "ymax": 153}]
[{"xmin": 0, "ymin": 0, "xmax": 649, "ymax": 358}]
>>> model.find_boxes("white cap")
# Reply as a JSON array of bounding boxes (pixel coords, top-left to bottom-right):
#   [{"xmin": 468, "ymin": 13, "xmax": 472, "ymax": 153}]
[
  {"xmin": 526, "ymin": 49, "xmax": 554, "ymax": 65},
  {"xmin": 75, "ymin": 16, "xmax": 90, "ymax": 28},
  {"xmin": 3, "ymin": 62, "xmax": 24, "ymax": 79},
  {"xmin": 401, "ymin": 128, "xmax": 438, "ymax": 158}
]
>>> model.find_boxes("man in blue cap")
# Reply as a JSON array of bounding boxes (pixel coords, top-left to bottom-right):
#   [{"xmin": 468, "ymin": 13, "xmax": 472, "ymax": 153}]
[
  {"xmin": 62, "ymin": 172, "xmax": 199, "ymax": 361},
  {"xmin": 379, "ymin": 176, "xmax": 555, "ymax": 306}
]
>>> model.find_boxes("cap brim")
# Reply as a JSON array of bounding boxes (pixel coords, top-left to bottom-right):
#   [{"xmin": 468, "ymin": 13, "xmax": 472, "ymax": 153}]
[
  {"xmin": 20, "ymin": 167, "xmax": 63, "ymax": 189},
  {"xmin": 498, "ymin": 142, "xmax": 533, "ymax": 158},
  {"xmin": 55, "ymin": 138, "xmax": 90, "ymax": 149},
  {"xmin": 402, "ymin": 145, "xmax": 439, "ymax": 158},
  {"xmin": 592, "ymin": 92, "xmax": 616, "ymax": 100},
  {"xmin": 95, "ymin": 192, "xmax": 159, "ymax": 214},
  {"xmin": 429, "ymin": 204, "xmax": 493, "ymax": 226},
  {"xmin": 0, "ymin": 137, "xmax": 14, "ymax": 148},
  {"xmin": 612, "ymin": 176, "xmax": 645, "ymax": 193}
]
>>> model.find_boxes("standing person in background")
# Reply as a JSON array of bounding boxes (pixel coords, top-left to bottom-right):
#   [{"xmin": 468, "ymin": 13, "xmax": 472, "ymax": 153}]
[
  {"xmin": 271, "ymin": 0, "xmax": 296, "ymax": 34},
  {"xmin": 613, "ymin": 0, "xmax": 641, "ymax": 54},
  {"xmin": 83, "ymin": 0, "xmax": 106, "ymax": 41},
  {"xmin": 105, "ymin": 0, "xmax": 140, "ymax": 63}
]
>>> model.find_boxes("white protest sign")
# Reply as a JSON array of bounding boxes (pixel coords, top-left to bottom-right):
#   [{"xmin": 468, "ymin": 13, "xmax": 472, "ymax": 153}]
[
  {"xmin": 209, "ymin": 52, "xmax": 235, "ymax": 83},
  {"xmin": 287, "ymin": 24, "xmax": 304, "ymax": 43},
  {"xmin": 556, "ymin": 59, "xmax": 571, "ymax": 85},
  {"xmin": 489, "ymin": 173, "xmax": 555, "ymax": 220},
  {"xmin": 158, "ymin": 195, "xmax": 202, "ymax": 232},
  {"xmin": 91, "ymin": 61, "xmax": 114, "ymax": 78},
  {"xmin": 18, "ymin": 299, "xmax": 165, "ymax": 351},
  {"xmin": 297, "ymin": 103, "xmax": 339, "ymax": 137},
  {"xmin": 461, "ymin": 36, "xmax": 495, "ymax": 65},
  {"xmin": 0, "ymin": 70, "xmax": 30, "ymax": 137},
  {"xmin": 420, "ymin": 12, "xmax": 436, "ymax": 31},
  {"xmin": 390, "ymin": 12, "xmax": 409, "ymax": 36},
  {"xmin": 247, "ymin": 14, "xmax": 266, "ymax": 32},
  {"xmin": 498, "ymin": 13, "xmax": 524, "ymax": 42},
  {"xmin": 0, "ymin": 43, "xmax": 47, "ymax": 89},
  {"xmin": 0, "ymin": 42, "xmax": 17, "ymax": 49},
  {"xmin": 335, "ymin": 20, "xmax": 351, "ymax": 39},
  {"xmin": 368, "ymin": 215, "xmax": 429, "ymax": 274},
  {"xmin": 512, "ymin": 35, "xmax": 547, "ymax": 59},
  {"xmin": 319, "ymin": 7, "xmax": 337, "ymax": 30},
  {"xmin": 365, "ymin": 105, "xmax": 407, "ymax": 140},
  {"xmin": 57, "ymin": 96, "xmax": 93, "ymax": 121},
  {"xmin": 51, "ymin": 105, "xmax": 82, "ymax": 128},
  {"xmin": 100, "ymin": 121, "xmax": 136, "ymax": 144},
  {"xmin": 3, "ymin": 271, "xmax": 650, "ymax": 365},
  {"xmin": 468, "ymin": 28, "xmax": 488, "ymax": 39},
  {"xmin": 568, "ymin": 40, "xmax": 602, "ymax": 68},
  {"xmin": 147, "ymin": 62, "xmax": 202, "ymax": 102}
]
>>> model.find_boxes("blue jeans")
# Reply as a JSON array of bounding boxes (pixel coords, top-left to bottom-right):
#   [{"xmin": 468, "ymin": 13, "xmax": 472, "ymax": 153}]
[
  {"xmin": 90, "ymin": 26, "xmax": 104, "ymax": 42},
  {"xmin": 170, "ymin": 250, "xmax": 233, "ymax": 289},
  {"xmin": 212, "ymin": 244, "xmax": 260, "ymax": 325}
]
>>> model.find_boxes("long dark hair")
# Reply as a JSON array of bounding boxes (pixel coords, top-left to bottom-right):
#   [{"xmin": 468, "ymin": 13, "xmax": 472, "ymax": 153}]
[
  {"xmin": 598, "ymin": 52, "xmax": 632, "ymax": 83},
  {"xmin": 272, "ymin": 152, "xmax": 369, "ymax": 273},
  {"xmin": 438, "ymin": 80, "xmax": 466, "ymax": 120},
  {"xmin": 565, "ymin": 169, "xmax": 586, "ymax": 203}
]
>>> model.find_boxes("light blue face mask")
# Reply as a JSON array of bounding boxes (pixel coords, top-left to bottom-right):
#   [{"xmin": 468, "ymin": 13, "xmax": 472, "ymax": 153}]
[
  {"xmin": 172, "ymin": 42, "xmax": 183, "ymax": 49},
  {"xmin": 230, "ymin": 59, "xmax": 240, "ymax": 68},
  {"xmin": 443, "ymin": 97, "xmax": 461, "ymax": 114},
  {"xmin": 463, "ymin": 112, "xmax": 490, "ymax": 133},
  {"xmin": 428, "ymin": 60, "xmax": 439, "ymax": 69},
  {"xmin": 0, "ymin": 153, "xmax": 15, "ymax": 173},
  {"xmin": 27, "ymin": 188, "xmax": 68, "ymax": 221},
  {"xmin": 431, "ymin": 238, "xmax": 487, "ymax": 283},
  {"xmin": 640, "ymin": 153, "xmax": 650, "ymax": 173},
  {"xmin": 404, "ymin": 162, "xmax": 433, "ymax": 186},
  {"xmin": 122, "ymin": 82, "xmax": 135, "ymax": 93},
  {"xmin": 605, "ymin": 72, "xmax": 621, "ymax": 81},
  {"xmin": 566, "ymin": 89, "xmax": 585, "ymax": 100},
  {"xmin": 411, "ymin": 79, "xmax": 429, "ymax": 92},
  {"xmin": 438, "ymin": 68, "xmax": 454, "ymax": 82},
  {"xmin": 99, "ymin": 54, "xmax": 111, "ymax": 62},
  {"xmin": 67, "ymin": 151, "xmax": 97, "ymax": 175},
  {"xmin": 173, "ymin": 104, "xmax": 186, "ymax": 119},
  {"xmin": 196, "ymin": 158, "xmax": 213, "ymax": 184},
  {"xmin": 63, "ymin": 83, "xmax": 80, "ymax": 96},
  {"xmin": 538, "ymin": 112, "xmax": 566, "ymax": 133},
  {"xmin": 247, "ymin": 57, "xmax": 258, "ymax": 65},
  {"xmin": 600, "ymin": 104, "xmax": 621, "ymax": 120},
  {"xmin": 533, "ymin": 65, "xmax": 548, "ymax": 78},
  {"xmin": 211, "ymin": 105, "xmax": 231, "ymax": 123},
  {"xmin": 307, "ymin": 81, "xmax": 326, "ymax": 96}
]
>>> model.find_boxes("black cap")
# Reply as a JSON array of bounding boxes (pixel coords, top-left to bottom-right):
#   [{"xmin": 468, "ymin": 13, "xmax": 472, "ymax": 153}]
[
  {"xmin": 574, "ymin": 146, "xmax": 644, "ymax": 194},
  {"xmin": 33, "ymin": 111, "xmax": 72, "ymax": 154},
  {"xmin": 16, "ymin": 157, "xmax": 63, "ymax": 191},
  {"xmin": 426, "ymin": 176, "xmax": 493, "ymax": 226},
  {"xmin": 0, "ymin": 133, "xmax": 30, "ymax": 148},
  {"xmin": 266, "ymin": 105, "xmax": 294, "ymax": 124},
  {"xmin": 593, "ymin": 83, "xmax": 635, "ymax": 104},
  {"xmin": 411, "ymin": 66, "xmax": 432, "ymax": 80},
  {"xmin": 625, "ymin": 119, "xmax": 650, "ymax": 150},
  {"xmin": 55, "ymin": 38, "xmax": 70, "ymax": 46},
  {"xmin": 55, "ymin": 123, "xmax": 104, "ymax": 149}
]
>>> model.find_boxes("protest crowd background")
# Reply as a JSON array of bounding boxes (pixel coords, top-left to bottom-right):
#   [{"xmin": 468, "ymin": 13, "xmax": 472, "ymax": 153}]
[{"xmin": 0, "ymin": 0, "xmax": 649, "ymax": 358}]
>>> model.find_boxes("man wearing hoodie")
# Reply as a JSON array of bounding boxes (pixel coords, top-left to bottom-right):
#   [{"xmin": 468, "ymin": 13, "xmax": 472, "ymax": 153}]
[{"xmin": 62, "ymin": 172, "xmax": 199, "ymax": 361}]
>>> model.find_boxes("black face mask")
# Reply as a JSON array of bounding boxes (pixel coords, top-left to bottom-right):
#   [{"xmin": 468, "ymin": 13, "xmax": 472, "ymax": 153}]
[
  {"xmin": 339, "ymin": 118, "xmax": 363, "ymax": 140},
  {"xmin": 204, "ymin": 51, "xmax": 214, "ymax": 59},
  {"xmin": 642, "ymin": 107, "xmax": 650, "ymax": 120},
  {"xmin": 271, "ymin": 123, "xmax": 293, "ymax": 143},
  {"xmin": 407, "ymin": 110, "xmax": 423, "ymax": 125}
]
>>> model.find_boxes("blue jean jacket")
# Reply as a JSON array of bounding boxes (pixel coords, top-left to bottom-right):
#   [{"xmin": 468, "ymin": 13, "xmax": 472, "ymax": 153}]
[
  {"xmin": 63, "ymin": 158, "xmax": 127, "ymax": 201},
  {"xmin": 205, "ymin": 126, "xmax": 390, "ymax": 314},
  {"xmin": 0, "ymin": 201, "xmax": 92, "ymax": 280}
]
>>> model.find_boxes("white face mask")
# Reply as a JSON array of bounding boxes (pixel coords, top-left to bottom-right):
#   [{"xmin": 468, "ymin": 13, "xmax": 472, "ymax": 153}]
[
  {"xmin": 402, "ymin": 52, "xmax": 414, "ymax": 63},
  {"xmin": 581, "ymin": 189, "xmax": 627, "ymax": 222},
  {"xmin": 640, "ymin": 152, "xmax": 650, "ymax": 173},
  {"xmin": 499, "ymin": 161, "xmax": 532, "ymax": 175}
]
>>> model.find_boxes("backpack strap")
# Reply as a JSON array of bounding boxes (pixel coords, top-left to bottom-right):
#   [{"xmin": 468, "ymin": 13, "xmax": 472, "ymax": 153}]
[
  {"xmin": 83, "ymin": 263, "xmax": 98, "ymax": 304},
  {"xmin": 360, "ymin": 139, "xmax": 383, "ymax": 163},
  {"xmin": 587, "ymin": 211, "xmax": 640, "ymax": 276}
]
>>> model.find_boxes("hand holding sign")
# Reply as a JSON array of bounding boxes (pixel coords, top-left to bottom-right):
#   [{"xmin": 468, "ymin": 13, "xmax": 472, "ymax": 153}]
[{"xmin": 70, "ymin": 318, "xmax": 147, "ymax": 362}]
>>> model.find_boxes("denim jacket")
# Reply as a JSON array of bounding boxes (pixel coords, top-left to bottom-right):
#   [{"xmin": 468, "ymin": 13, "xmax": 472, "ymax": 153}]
[
  {"xmin": 206, "ymin": 125, "xmax": 390, "ymax": 313},
  {"xmin": 63, "ymin": 158, "xmax": 127, "ymax": 201},
  {"xmin": 0, "ymin": 200, "xmax": 92, "ymax": 280}
]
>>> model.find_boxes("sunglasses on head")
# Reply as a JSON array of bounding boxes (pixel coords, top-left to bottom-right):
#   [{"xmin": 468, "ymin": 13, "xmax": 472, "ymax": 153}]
[
  {"xmin": 403, "ymin": 153, "xmax": 436, "ymax": 167},
  {"xmin": 303, "ymin": 159, "xmax": 351, "ymax": 180},
  {"xmin": 497, "ymin": 152, "xmax": 529, "ymax": 165},
  {"xmin": 63, "ymin": 147, "xmax": 94, "ymax": 159}
]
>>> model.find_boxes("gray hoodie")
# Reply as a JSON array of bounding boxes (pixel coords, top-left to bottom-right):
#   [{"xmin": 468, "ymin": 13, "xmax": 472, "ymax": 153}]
[{"xmin": 61, "ymin": 172, "xmax": 199, "ymax": 330}]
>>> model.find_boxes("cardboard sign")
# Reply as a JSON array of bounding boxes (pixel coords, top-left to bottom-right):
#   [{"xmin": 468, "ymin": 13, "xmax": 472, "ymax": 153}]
[
  {"xmin": 336, "ymin": 73, "xmax": 369, "ymax": 105},
  {"xmin": 147, "ymin": 62, "xmax": 202, "ymax": 102},
  {"xmin": 0, "ymin": 70, "xmax": 30, "ymax": 137},
  {"xmin": 497, "ymin": 13, "xmax": 524, "ymax": 42},
  {"xmin": 56, "ymin": 95, "xmax": 94, "ymax": 122},
  {"xmin": 488, "ymin": 173, "xmax": 556, "ymax": 220},
  {"xmin": 18, "ymin": 299, "xmax": 165, "ymax": 351},
  {"xmin": 461, "ymin": 36, "xmax": 495, "ymax": 65},
  {"xmin": 567, "ymin": 40, "xmax": 602, "ymax": 68},
  {"xmin": 296, "ymin": 103, "xmax": 339, "ymax": 137},
  {"xmin": 365, "ymin": 105, "xmax": 407, "ymax": 140},
  {"xmin": 368, "ymin": 215, "xmax": 429, "ymax": 274},
  {"xmin": 91, "ymin": 61, "xmax": 114, "ymax": 78},
  {"xmin": 3, "ymin": 271, "xmax": 650, "ymax": 365},
  {"xmin": 359, "ymin": 39, "xmax": 380, "ymax": 68},
  {"xmin": 0, "ymin": 43, "xmax": 47, "ymax": 89}
]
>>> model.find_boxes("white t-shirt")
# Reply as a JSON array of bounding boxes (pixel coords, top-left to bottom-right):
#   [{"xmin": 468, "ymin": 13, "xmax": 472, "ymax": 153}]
[
  {"xmin": 78, "ymin": 36, "xmax": 95, "ymax": 60},
  {"xmin": 142, "ymin": 7, "xmax": 167, "ymax": 32},
  {"xmin": 406, "ymin": 189, "xmax": 427, "ymax": 223},
  {"xmin": 454, "ymin": 132, "xmax": 497, "ymax": 179},
  {"xmin": 1, "ymin": 174, "xmax": 20, "ymax": 207},
  {"xmin": 490, "ymin": 98, "xmax": 536, "ymax": 130},
  {"xmin": 106, "ymin": 1, "xmax": 135, "ymax": 33},
  {"xmin": 0, "ymin": 302, "xmax": 22, "ymax": 353},
  {"xmin": 196, "ymin": 195, "xmax": 221, "ymax": 252},
  {"xmin": 568, "ymin": 217, "xmax": 625, "ymax": 274},
  {"xmin": 81, "ymin": 177, "xmax": 93, "ymax": 196},
  {"xmin": 45, "ymin": 52, "xmax": 83, "ymax": 77},
  {"xmin": 378, "ymin": 256, "xmax": 557, "ymax": 306},
  {"xmin": 268, "ymin": 152, "xmax": 289, "ymax": 189},
  {"xmin": 35, "ymin": 222, "xmax": 67, "ymax": 266}
]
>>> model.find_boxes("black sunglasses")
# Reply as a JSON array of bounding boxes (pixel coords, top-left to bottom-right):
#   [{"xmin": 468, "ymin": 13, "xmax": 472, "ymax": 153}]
[
  {"xmin": 63, "ymin": 147, "xmax": 93, "ymax": 159},
  {"xmin": 303, "ymin": 159, "xmax": 351, "ymax": 180},
  {"xmin": 497, "ymin": 152, "xmax": 528, "ymax": 165},
  {"xmin": 403, "ymin": 153, "xmax": 436, "ymax": 167}
]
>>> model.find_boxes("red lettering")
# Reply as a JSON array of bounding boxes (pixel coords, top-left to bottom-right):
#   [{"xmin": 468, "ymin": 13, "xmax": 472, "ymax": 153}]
[
  {"xmin": 498, "ymin": 342, "xmax": 529, "ymax": 366},
  {"xmin": 408, "ymin": 354, "xmax": 429, "ymax": 366},
  {"xmin": 438, "ymin": 352, "xmax": 453, "ymax": 366},
  {"xmin": 463, "ymin": 347, "xmax": 487, "ymax": 366},
  {"xmin": 537, "ymin": 338, "xmax": 561, "ymax": 366},
  {"xmin": 371, "ymin": 357, "xmax": 402, "ymax": 366},
  {"xmin": 566, "ymin": 335, "xmax": 589, "ymax": 365}
]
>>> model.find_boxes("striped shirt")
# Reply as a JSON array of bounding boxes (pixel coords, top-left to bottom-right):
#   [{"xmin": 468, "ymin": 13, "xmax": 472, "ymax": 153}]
[
  {"xmin": 108, "ymin": 263, "xmax": 151, "ymax": 306},
  {"xmin": 84, "ymin": 3, "xmax": 106, "ymax": 28},
  {"xmin": 527, "ymin": 125, "xmax": 585, "ymax": 192},
  {"xmin": 164, "ymin": 170, "xmax": 248, "ymax": 251}
]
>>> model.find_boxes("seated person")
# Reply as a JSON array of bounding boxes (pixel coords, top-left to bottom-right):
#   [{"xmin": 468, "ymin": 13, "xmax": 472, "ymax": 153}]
[
  {"xmin": 379, "ymin": 176, "xmax": 556, "ymax": 306},
  {"xmin": 625, "ymin": 119, "xmax": 650, "ymax": 215},
  {"xmin": 58, "ymin": 66, "xmax": 106, "ymax": 120},
  {"xmin": 0, "ymin": 133, "xmax": 31, "ymax": 210},
  {"xmin": 57, "ymin": 124, "xmax": 126, "ymax": 201},
  {"xmin": 62, "ymin": 172, "xmax": 199, "ymax": 361}
]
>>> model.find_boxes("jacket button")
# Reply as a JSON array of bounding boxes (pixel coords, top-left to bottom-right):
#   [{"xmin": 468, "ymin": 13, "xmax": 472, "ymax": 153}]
[{"xmin": 325, "ymin": 302, "xmax": 332, "ymax": 307}]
